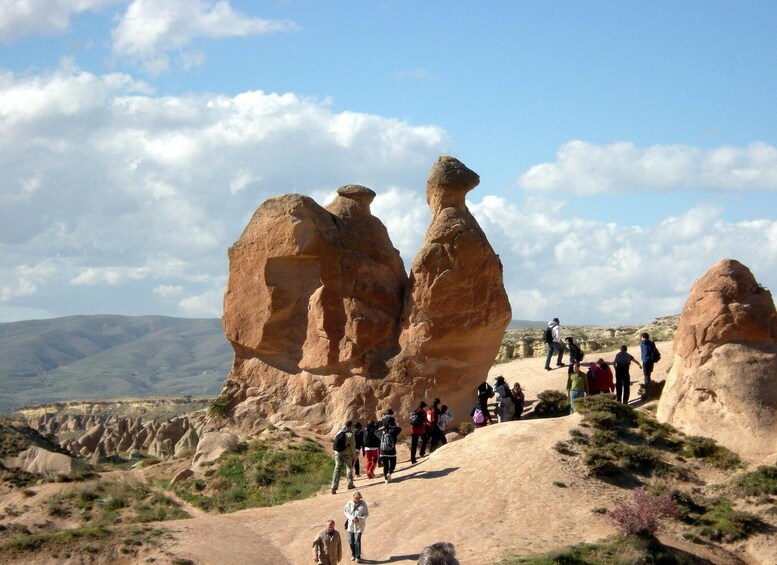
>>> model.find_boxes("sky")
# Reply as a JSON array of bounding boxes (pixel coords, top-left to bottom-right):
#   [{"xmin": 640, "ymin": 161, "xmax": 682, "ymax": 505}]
[{"xmin": 1, "ymin": 0, "xmax": 777, "ymax": 326}]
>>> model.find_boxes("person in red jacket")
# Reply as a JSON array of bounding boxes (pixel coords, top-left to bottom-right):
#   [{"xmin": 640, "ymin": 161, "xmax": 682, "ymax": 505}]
[
  {"xmin": 409, "ymin": 401, "xmax": 427, "ymax": 464},
  {"xmin": 587, "ymin": 358, "xmax": 615, "ymax": 395}
]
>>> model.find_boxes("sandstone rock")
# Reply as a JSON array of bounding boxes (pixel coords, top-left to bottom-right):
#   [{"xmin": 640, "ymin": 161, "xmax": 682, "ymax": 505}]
[
  {"xmin": 215, "ymin": 157, "xmax": 511, "ymax": 433},
  {"xmin": 2, "ymin": 446, "xmax": 89, "ymax": 479},
  {"xmin": 170, "ymin": 468, "xmax": 195, "ymax": 486},
  {"xmin": 192, "ymin": 431, "xmax": 240, "ymax": 468},
  {"xmin": 77, "ymin": 423, "xmax": 105, "ymax": 453},
  {"xmin": 174, "ymin": 427, "xmax": 199, "ymax": 458},
  {"xmin": 657, "ymin": 259, "xmax": 777, "ymax": 462}
]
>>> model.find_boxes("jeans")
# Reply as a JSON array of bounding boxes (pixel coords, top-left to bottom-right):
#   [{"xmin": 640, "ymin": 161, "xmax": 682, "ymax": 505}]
[
  {"xmin": 569, "ymin": 390, "xmax": 585, "ymax": 414},
  {"xmin": 348, "ymin": 531, "xmax": 362, "ymax": 559},
  {"xmin": 545, "ymin": 342, "xmax": 563, "ymax": 368},
  {"xmin": 381, "ymin": 455, "xmax": 396, "ymax": 478},
  {"xmin": 642, "ymin": 361, "xmax": 654, "ymax": 385},
  {"xmin": 615, "ymin": 368, "xmax": 630, "ymax": 404}
]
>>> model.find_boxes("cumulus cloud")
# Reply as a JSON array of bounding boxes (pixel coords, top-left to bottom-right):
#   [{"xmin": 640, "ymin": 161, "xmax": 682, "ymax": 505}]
[
  {"xmin": 0, "ymin": 63, "xmax": 449, "ymax": 321},
  {"xmin": 470, "ymin": 196, "xmax": 777, "ymax": 325},
  {"xmin": 111, "ymin": 0, "xmax": 299, "ymax": 73},
  {"xmin": 520, "ymin": 140, "xmax": 777, "ymax": 195},
  {"xmin": 0, "ymin": 0, "xmax": 118, "ymax": 41}
]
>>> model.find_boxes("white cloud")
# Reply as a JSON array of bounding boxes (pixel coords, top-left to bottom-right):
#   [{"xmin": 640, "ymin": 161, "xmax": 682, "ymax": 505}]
[
  {"xmin": 520, "ymin": 140, "xmax": 777, "ymax": 195},
  {"xmin": 0, "ymin": 0, "xmax": 118, "ymax": 41},
  {"xmin": 470, "ymin": 195, "xmax": 777, "ymax": 325},
  {"xmin": 0, "ymin": 63, "xmax": 449, "ymax": 321},
  {"xmin": 111, "ymin": 0, "xmax": 299, "ymax": 73},
  {"xmin": 179, "ymin": 288, "xmax": 222, "ymax": 317},
  {"xmin": 153, "ymin": 284, "xmax": 184, "ymax": 298}
]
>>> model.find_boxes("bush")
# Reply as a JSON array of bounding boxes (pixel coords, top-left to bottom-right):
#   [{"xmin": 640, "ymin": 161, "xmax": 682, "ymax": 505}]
[
  {"xmin": 680, "ymin": 436, "xmax": 741, "ymax": 469},
  {"xmin": 208, "ymin": 395, "xmax": 231, "ymax": 418},
  {"xmin": 609, "ymin": 489, "xmax": 676, "ymax": 536},
  {"xmin": 731, "ymin": 466, "xmax": 777, "ymax": 497},
  {"xmin": 457, "ymin": 422, "xmax": 475, "ymax": 436},
  {"xmin": 533, "ymin": 390, "xmax": 569, "ymax": 418}
]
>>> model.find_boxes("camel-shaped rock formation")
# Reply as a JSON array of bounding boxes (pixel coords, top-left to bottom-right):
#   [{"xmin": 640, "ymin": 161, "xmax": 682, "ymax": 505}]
[
  {"xmin": 216, "ymin": 157, "xmax": 511, "ymax": 433},
  {"xmin": 657, "ymin": 258, "xmax": 777, "ymax": 463}
]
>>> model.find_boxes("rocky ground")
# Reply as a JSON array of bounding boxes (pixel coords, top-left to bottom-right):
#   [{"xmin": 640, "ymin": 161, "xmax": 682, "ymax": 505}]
[{"xmin": 2, "ymin": 340, "xmax": 776, "ymax": 564}]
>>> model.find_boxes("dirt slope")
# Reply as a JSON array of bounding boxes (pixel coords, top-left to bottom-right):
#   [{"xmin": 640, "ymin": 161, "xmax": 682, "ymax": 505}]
[{"xmin": 141, "ymin": 343, "xmax": 675, "ymax": 564}]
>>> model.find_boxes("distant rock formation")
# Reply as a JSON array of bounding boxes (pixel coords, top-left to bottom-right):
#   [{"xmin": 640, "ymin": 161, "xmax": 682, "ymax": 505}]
[
  {"xmin": 657, "ymin": 259, "xmax": 777, "ymax": 463},
  {"xmin": 216, "ymin": 157, "xmax": 511, "ymax": 433}
]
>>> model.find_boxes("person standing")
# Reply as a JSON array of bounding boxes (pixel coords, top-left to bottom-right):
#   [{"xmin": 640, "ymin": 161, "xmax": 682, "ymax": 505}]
[
  {"xmin": 427, "ymin": 398, "xmax": 445, "ymax": 452},
  {"xmin": 409, "ymin": 401, "xmax": 427, "ymax": 464},
  {"xmin": 566, "ymin": 361, "xmax": 589, "ymax": 414},
  {"xmin": 493, "ymin": 376, "xmax": 514, "ymax": 422},
  {"xmin": 343, "ymin": 491, "xmax": 369, "ymax": 563},
  {"xmin": 379, "ymin": 421, "xmax": 401, "ymax": 483},
  {"xmin": 587, "ymin": 358, "xmax": 614, "ymax": 395},
  {"xmin": 437, "ymin": 404, "xmax": 453, "ymax": 446},
  {"xmin": 544, "ymin": 318, "xmax": 564, "ymax": 370},
  {"xmin": 564, "ymin": 336, "xmax": 584, "ymax": 374},
  {"xmin": 331, "ymin": 421, "xmax": 356, "ymax": 495},
  {"xmin": 640, "ymin": 332, "xmax": 658, "ymax": 386},
  {"xmin": 613, "ymin": 345, "xmax": 641, "ymax": 404},
  {"xmin": 511, "ymin": 382, "xmax": 525, "ymax": 420},
  {"xmin": 312, "ymin": 519, "xmax": 342, "ymax": 565},
  {"xmin": 362, "ymin": 420, "xmax": 380, "ymax": 479}
]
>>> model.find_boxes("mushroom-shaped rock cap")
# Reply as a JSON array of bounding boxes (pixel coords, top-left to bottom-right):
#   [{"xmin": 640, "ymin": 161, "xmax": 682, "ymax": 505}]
[
  {"xmin": 426, "ymin": 156, "xmax": 480, "ymax": 213},
  {"xmin": 336, "ymin": 184, "xmax": 376, "ymax": 203}
]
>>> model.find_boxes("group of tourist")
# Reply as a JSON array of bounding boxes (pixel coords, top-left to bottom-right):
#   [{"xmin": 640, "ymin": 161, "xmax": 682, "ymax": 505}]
[
  {"xmin": 325, "ymin": 406, "xmax": 460, "ymax": 564},
  {"xmin": 471, "ymin": 376, "xmax": 525, "ymax": 426}
]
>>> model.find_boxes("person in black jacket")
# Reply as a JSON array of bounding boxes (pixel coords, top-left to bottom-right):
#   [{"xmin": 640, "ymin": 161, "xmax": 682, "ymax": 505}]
[
  {"xmin": 352, "ymin": 422, "xmax": 363, "ymax": 477},
  {"xmin": 362, "ymin": 420, "xmax": 381, "ymax": 479},
  {"xmin": 564, "ymin": 337, "xmax": 584, "ymax": 375}
]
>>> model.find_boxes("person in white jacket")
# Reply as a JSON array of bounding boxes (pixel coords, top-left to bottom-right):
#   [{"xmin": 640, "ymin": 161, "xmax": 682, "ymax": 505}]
[
  {"xmin": 544, "ymin": 318, "xmax": 564, "ymax": 370},
  {"xmin": 343, "ymin": 491, "xmax": 369, "ymax": 562}
]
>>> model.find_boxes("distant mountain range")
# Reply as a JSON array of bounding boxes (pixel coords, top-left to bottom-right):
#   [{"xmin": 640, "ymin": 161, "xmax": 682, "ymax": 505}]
[
  {"xmin": 0, "ymin": 315, "xmax": 548, "ymax": 414},
  {"xmin": 0, "ymin": 315, "xmax": 233, "ymax": 414}
]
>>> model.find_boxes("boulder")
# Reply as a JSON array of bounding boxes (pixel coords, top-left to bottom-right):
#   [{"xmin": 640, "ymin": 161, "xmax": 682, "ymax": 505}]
[
  {"xmin": 2, "ymin": 446, "xmax": 90, "ymax": 480},
  {"xmin": 657, "ymin": 259, "xmax": 777, "ymax": 463},
  {"xmin": 174, "ymin": 427, "xmax": 199, "ymax": 458},
  {"xmin": 192, "ymin": 431, "xmax": 240, "ymax": 468}
]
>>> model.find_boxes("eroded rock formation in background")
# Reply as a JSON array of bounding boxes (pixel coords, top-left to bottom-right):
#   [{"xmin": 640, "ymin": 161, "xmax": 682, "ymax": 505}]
[
  {"xmin": 657, "ymin": 259, "xmax": 777, "ymax": 463},
  {"xmin": 217, "ymin": 157, "xmax": 511, "ymax": 433}
]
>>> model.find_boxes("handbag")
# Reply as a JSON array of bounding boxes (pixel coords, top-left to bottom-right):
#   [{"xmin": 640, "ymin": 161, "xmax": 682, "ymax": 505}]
[{"xmin": 343, "ymin": 519, "xmax": 348, "ymax": 530}]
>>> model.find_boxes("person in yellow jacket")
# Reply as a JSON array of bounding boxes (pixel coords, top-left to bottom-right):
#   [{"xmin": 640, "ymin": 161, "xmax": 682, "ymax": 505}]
[
  {"xmin": 313, "ymin": 519, "xmax": 342, "ymax": 564},
  {"xmin": 566, "ymin": 361, "xmax": 589, "ymax": 414}
]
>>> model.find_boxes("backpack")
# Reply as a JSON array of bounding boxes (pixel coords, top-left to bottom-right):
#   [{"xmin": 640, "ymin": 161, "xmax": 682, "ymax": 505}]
[
  {"xmin": 333, "ymin": 430, "xmax": 347, "ymax": 452},
  {"xmin": 472, "ymin": 407, "xmax": 485, "ymax": 425},
  {"xmin": 409, "ymin": 411, "xmax": 424, "ymax": 427},
  {"xmin": 426, "ymin": 408, "xmax": 437, "ymax": 425},
  {"xmin": 380, "ymin": 429, "xmax": 396, "ymax": 452},
  {"xmin": 477, "ymin": 381, "xmax": 494, "ymax": 400},
  {"xmin": 543, "ymin": 327, "xmax": 553, "ymax": 343},
  {"xmin": 651, "ymin": 346, "xmax": 662, "ymax": 363}
]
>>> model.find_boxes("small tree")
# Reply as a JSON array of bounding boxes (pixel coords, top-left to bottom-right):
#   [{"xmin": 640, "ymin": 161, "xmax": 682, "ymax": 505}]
[{"xmin": 609, "ymin": 489, "xmax": 676, "ymax": 537}]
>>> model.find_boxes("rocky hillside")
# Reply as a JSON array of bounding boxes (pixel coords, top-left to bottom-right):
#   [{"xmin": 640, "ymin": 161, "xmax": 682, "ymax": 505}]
[{"xmin": 0, "ymin": 315, "xmax": 232, "ymax": 414}]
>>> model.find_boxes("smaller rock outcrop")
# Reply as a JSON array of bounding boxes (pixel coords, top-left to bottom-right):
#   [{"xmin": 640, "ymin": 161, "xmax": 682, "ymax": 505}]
[{"xmin": 657, "ymin": 259, "xmax": 777, "ymax": 462}]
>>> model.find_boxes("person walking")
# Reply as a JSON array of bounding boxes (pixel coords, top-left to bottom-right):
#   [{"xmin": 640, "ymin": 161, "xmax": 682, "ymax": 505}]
[
  {"xmin": 544, "ymin": 318, "xmax": 564, "ymax": 370},
  {"xmin": 409, "ymin": 401, "xmax": 427, "ymax": 464},
  {"xmin": 331, "ymin": 421, "xmax": 356, "ymax": 495},
  {"xmin": 379, "ymin": 420, "xmax": 401, "ymax": 483},
  {"xmin": 437, "ymin": 404, "xmax": 453, "ymax": 446},
  {"xmin": 427, "ymin": 398, "xmax": 445, "ymax": 452},
  {"xmin": 352, "ymin": 422, "xmax": 363, "ymax": 477},
  {"xmin": 312, "ymin": 519, "xmax": 342, "ymax": 564},
  {"xmin": 640, "ymin": 332, "xmax": 658, "ymax": 386},
  {"xmin": 343, "ymin": 491, "xmax": 369, "ymax": 562},
  {"xmin": 566, "ymin": 361, "xmax": 589, "ymax": 414},
  {"xmin": 362, "ymin": 420, "xmax": 380, "ymax": 479},
  {"xmin": 613, "ymin": 345, "xmax": 641, "ymax": 404}
]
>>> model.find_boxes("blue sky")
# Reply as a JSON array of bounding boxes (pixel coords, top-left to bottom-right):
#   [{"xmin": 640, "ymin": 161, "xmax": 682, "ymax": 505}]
[{"xmin": 1, "ymin": 0, "xmax": 777, "ymax": 326}]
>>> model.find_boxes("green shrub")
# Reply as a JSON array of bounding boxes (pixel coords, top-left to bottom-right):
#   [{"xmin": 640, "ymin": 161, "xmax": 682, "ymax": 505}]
[
  {"xmin": 208, "ymin": 395, "xmax": 231, "ymax": 418},
  {"xmin": 731, "ymin": 466, "xmax": 777, "ymax": 497},
  {"xmin": 693, "ymin": 497, "xmax": 767, "ymax": 542},
  {"xmin": 458, "ymin": 422, "xmax": 475, "ymax": 436},
  {"xmin": 680, "ymin": 436, "xmax": 741, "ymax": 469},
  {"xmin": 533, "ymin": 390, "xmax": 569, "ymax": 418}
]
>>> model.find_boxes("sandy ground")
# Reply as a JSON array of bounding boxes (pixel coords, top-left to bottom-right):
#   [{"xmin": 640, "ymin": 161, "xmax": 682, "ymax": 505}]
[{"xmin": 139, "ymin": 342, "xmax": 677, "ymax": 565}]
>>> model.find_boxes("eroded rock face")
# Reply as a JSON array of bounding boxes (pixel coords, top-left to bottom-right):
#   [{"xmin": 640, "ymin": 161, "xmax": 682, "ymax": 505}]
[
  {"xmin": 216, "ymin": 157, "xmax": 511, "ymax": 433},
  {"xmin": 657, "ymin": 259, "xmax": 777, "ymax": 463}
]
